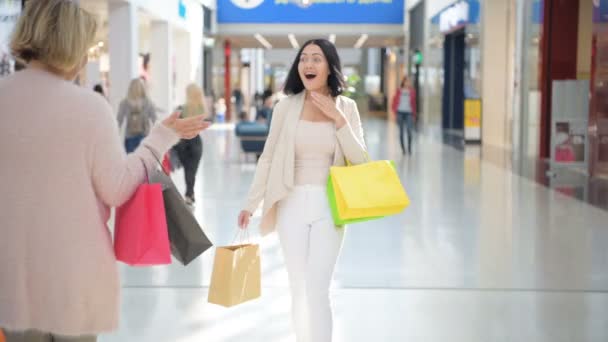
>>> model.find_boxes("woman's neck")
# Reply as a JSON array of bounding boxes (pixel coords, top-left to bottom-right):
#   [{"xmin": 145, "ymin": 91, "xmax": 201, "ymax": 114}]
[
  {"xmin": 28, "ymin": 60, "xmax": 70, "ymax": 80},
  {"xmin": 305, "ymin": 87, "xmax": 331, "ymax": 97}
]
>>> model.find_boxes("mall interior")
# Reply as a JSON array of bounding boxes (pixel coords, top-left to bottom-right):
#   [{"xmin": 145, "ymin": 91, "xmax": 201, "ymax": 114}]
[{"xmin": 1, "ymin": 0, "xmax": 608, "ymax": 341}]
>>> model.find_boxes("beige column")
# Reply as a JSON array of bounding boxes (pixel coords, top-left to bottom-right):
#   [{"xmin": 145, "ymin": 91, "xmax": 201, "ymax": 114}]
[{"xmin": 481, "ymin": 0, "xmax": 514, "ymax": 149}]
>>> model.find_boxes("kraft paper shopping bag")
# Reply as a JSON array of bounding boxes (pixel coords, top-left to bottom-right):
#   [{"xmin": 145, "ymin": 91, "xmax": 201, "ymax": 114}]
[{"xmin": 208, "ymin": 243, "xmax": 261, "ymax": 307}]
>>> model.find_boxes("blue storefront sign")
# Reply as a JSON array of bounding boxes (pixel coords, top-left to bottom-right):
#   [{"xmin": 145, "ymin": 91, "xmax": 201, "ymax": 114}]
[
  {"xmin": 217, "ymin": 0, "xmax": 404, "ymax": 24},
  {"xmin": 431, "ymin": 0, "xmax": 480, "ymax": 33},
  {"xmin": 594, "ymin": 0, "xmax": 608, "ymax": 23}
]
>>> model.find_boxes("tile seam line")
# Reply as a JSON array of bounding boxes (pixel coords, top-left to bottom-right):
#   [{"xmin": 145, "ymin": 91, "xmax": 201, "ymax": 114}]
[{"xmin": 121, "ymin": 285, "xmax": 608, "ymax": 293}]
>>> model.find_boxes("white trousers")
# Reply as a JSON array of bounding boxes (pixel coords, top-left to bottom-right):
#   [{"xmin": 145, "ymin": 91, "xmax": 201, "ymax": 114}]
[{"xmin": 276, "ymin": 185, "xmax": 345, "ymax": 342}]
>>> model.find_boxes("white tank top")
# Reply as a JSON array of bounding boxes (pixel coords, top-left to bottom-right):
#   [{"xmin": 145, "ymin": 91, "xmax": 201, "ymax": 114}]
[{"xmin": 294, "ymin": 120, "xmax": 336, "ymax": 185}]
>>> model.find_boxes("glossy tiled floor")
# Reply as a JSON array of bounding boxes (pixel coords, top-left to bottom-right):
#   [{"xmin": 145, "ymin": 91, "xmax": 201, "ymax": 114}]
[{"xmin": 100, "ymin": 118, "xmax": 608, "ymax": 342}]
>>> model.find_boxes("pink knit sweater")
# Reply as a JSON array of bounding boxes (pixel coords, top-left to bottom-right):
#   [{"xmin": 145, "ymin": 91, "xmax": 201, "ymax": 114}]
[{"xmin": 0, "ymin": 68, "xmax": 179, "ymax": 335}]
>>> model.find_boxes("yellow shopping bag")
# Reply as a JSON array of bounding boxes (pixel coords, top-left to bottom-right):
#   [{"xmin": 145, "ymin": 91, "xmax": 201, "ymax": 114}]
[
  {"xmin": 208, "ymin": 243, "xmax": 261, "ymax": 307},
  {"xmin": 330, "ymin": 160, "xmax": 410, "ymax": 220}
]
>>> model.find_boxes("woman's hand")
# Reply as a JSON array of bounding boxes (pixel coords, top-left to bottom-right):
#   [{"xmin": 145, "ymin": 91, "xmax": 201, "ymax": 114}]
[
  {"xmin": 238, "ymin": 210, "xmax": 252, "ymax": 230},
  {"xmin": 310, "ymin": 92, "xmax": 347, "ymax": 128},
  {"xmin": 162, "ymin": 111, "xmax": 211, "ymax": 139}
]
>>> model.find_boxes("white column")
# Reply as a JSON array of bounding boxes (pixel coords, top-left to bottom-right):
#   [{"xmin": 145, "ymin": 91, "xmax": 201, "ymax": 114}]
[
  {"xmin": 174, "ymin": 31, "xmax": 191, "ymax": 108},
  {"xmin": 255, "ymin": 48, "xmax": 265, "ymax": 93},
  {"xmin": 150, "ymin": 20, "xmax": 172, "ymax": 116},
  {"xmin": 109, "ymin": 2, "xmax": 139, "ymax": 112}
]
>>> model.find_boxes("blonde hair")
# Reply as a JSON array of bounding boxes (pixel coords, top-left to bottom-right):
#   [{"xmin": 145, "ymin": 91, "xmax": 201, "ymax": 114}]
[
  {"xmin": 10, "ymin": 0, "xmax": 97, "ymax": 73},
  {"xmin": 185, "ymin": 83, "xmax": 206, "ymax": 114},
  {"xmin": 126, "ymin": 78, "xmax": 148, "ymax": 109}
]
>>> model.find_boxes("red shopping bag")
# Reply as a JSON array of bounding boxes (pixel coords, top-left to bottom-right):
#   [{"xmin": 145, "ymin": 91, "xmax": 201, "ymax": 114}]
[
  {"xmin": 162, "ymin": 153, "xmax": 171, "ymax": 175},
  {"xmin": 114, "ymin": 183, "xmax": 171, "ymax": 266}
]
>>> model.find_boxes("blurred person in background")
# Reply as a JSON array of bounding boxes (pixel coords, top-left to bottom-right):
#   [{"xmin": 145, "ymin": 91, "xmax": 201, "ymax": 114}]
[
  {"xmin": 0, "ymin": 1, "xmax": 210, "ymax": 341},
  {"xmin": 117, "ymin": 78, "xmax": 158, "ymax": 153},
  {"xmin": 255, "ymin": 96, "xmax": 273, "ymax": 124},
  {"xmin": 173, "ymin": 83, "xmax": 209, "ymax": 206},
  {"xmin": 391, "ymin": 76, "xmax": 417, "ymax": 155},
  {"xmin": 232, "ymin": 84, "xmax": 243, "ymax": 116}
]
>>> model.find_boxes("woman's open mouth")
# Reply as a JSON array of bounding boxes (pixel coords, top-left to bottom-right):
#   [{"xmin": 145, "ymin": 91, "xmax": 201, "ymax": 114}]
[{"xmin": 304, "ymin": 73, "xmax": 317, "ymax": 80}]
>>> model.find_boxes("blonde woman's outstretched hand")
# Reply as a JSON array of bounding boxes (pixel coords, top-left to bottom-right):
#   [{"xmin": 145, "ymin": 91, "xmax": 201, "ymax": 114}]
[{"xmin": 162, "ymin": 111, "xmax": 211, "ymax": 139}]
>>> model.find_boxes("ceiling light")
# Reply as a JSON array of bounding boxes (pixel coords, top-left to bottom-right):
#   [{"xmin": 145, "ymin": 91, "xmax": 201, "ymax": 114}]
[
  {"xmin": 288, "ymin": 34, "xmax": 299, "ymax": 49},
  {"xmin": 97, "ymin": 41, "xmax": 104, "ymax": 48},
  {"xmin": 354, "ymin": 34, "xmax": 368, "ymax": 49},
  {"xmin": 254, "ymin": 34, "xmax": 273, "ymax": 49},
  {"xmin": 329, "ymin": 34, "xmax": 336, "ymax": 44}
]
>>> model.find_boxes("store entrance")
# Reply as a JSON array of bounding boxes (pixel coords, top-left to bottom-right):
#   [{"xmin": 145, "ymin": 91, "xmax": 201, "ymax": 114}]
[{"xmin": 442, "ymin": 29, "xmax": 465, "ymax": 134}]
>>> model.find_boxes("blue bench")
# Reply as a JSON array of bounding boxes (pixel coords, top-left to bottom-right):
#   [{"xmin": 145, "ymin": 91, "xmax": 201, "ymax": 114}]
[{"xmin": 235, "ymin": 122, "xmax": 269, "ymax": 157}]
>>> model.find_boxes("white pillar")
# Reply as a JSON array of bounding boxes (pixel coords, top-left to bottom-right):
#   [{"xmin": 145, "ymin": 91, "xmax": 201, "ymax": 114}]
[
  {"xmin": 174, "ymin": 31, "xmax": 191, "ymax": 108},
  {"xmin": 150, "ymin": 20, "xmax": 172, "ymax": 116},
  {"xmin": 108, "ymin": 2, "xmax": 139, "ymax": 112},
  {"xmin": 255, "ymin": 48, "xmax": 265, "ymax": 93}
]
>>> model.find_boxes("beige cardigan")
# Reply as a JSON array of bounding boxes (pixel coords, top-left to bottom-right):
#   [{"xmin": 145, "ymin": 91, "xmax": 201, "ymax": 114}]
[{"xmin": 244, "ymin": 91, "xmax": 368, "ymax": 236}]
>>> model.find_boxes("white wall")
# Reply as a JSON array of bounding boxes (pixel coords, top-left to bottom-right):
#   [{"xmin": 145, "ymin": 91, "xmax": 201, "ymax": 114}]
[{"xmin": 427, "ymin": 0, "xmax": 459, "ymax": 19}]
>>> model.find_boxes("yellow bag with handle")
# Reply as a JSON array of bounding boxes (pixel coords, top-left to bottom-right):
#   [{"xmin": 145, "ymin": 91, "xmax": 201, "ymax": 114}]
[{"xmin": 329, "ymin": 159, "xmax": 410, "ymax": 223}]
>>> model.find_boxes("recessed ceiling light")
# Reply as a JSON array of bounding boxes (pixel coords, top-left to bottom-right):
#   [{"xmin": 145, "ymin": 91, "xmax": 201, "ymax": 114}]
[
  {"xmin": 354, "ymin": 34, "xmax": 368, "ymax": 49},
  {"xmin": 288, "ymin": 34, "xmax": 299, "ymax": 49},
  {"xmin": 254, "ymin": 34, "xmax": 273, "ymax": 49}
]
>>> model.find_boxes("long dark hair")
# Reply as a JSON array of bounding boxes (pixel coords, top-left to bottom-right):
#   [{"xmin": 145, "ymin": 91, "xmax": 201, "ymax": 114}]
[{"xmin": 283, "ymin": 39, "xmax": 345, "ymax": 97}]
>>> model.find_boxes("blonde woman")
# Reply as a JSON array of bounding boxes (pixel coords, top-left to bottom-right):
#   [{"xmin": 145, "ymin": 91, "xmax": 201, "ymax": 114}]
[
  {"xmin": 238, "ymin": 39, "xmax": 367, "ymax": 342},
  {"xmin": 173, "ymin": 83, "xmax": 209, "ymax": 205},
  {"xmin": 0, "ymin": 1, "xmax": 210, "ymax": 341},
  {"xmin": 117, "ymin": 78, "xmax": 158, "ymax": 153}
]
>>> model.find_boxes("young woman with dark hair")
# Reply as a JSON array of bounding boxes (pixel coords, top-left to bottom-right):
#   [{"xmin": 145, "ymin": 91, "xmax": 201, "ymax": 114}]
[{"xmin": 237, "ymin": 39, "xmax": 368, "ymax": 342}]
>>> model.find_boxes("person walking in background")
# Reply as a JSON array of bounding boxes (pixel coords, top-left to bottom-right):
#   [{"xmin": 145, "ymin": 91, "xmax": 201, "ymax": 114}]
[
  {"xmin": 255, "ymin": 96, "xmax": 273, "ymax": 124},
  {"xmin": 232, "ymin": 85, "xmax": 243, "ymax": 116},
  {"xmin": 117, "ymin": 78, "xmax": 158, "ymax": 153},
  {"xmin": 174, "ymin": 83, "xmax": 209, "ymax": 206},
  {"xmin": 391, "ymin": 76, "xmax": 417, "ymax": 155},
  {"xmin": 238, "ymin": 39, "xmax": 368, "ymax": 342},
  {"xmin": 0, "ymin": 1, "xmax": 210, "ymax": 341}
]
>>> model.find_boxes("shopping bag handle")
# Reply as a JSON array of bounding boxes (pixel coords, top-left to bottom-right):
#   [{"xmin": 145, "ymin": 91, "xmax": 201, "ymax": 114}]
[
  {"xmin": 138, "ymin": 156, "xmax": 150, "ymax": 184},
  {"xmin": 143, "ymin": 145, "xmax": 165, "ymax": 169},
  {"xmin": 232, "ymin": 228, "xmax": 251, "ymax": 245},
  {"xmin": 345, "ymin": 151, "xmax": 370, "ymax": 167}
]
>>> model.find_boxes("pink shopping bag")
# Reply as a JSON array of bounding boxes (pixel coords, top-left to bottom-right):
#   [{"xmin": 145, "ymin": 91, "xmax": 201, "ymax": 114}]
[{"xmin": 114, "ymin": 183, "xmax": 172, "ymax": 266}]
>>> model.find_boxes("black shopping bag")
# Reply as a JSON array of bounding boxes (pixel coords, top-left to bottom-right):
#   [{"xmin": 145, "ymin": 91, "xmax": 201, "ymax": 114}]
[{"xmin": 150, "ymin": 169, "xmax": 213, "ymax": 265}]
